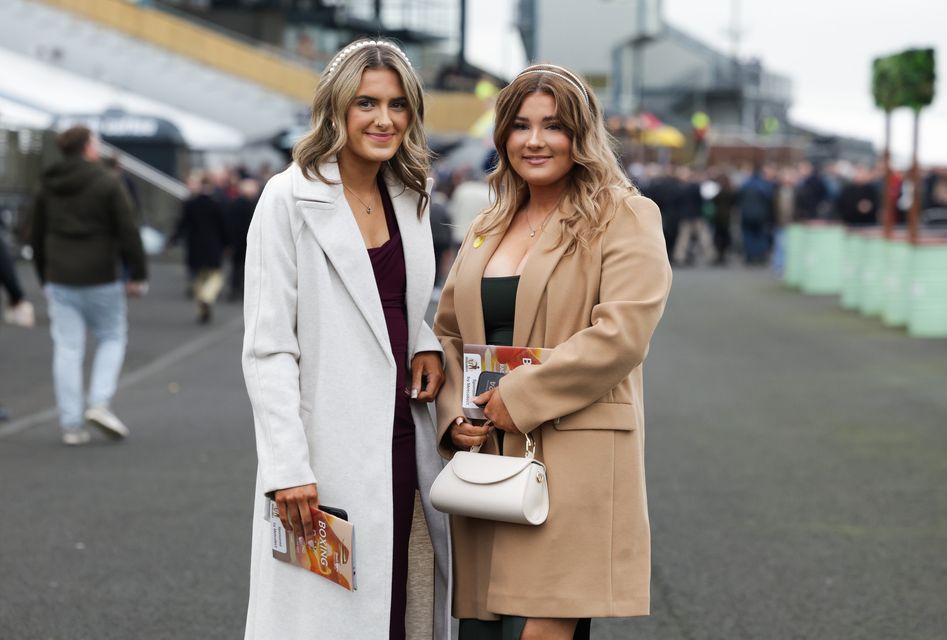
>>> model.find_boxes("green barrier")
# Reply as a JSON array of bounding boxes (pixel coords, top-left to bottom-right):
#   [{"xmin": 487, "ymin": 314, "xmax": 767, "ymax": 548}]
[
  {"xmin": 784, "ymin": 224, "xmax": 807, "ymax": 288},
  {"xmin": 840, "ymin": 231, "xmax": 867, "ymax": 309},
  {"xmin": 858, "ymin": 234, "xmax": 887, "ymax": 316},
  {"xmin": 801, "ymin": 223, "xmax": 846, "ymax": 295},
  {"xmin": 881, "ymin": 237, "xmax": 913, "ymax": 327},
  {"xmin": 907, "ymin": 240, "xmax": 947, "ymax": 338}
]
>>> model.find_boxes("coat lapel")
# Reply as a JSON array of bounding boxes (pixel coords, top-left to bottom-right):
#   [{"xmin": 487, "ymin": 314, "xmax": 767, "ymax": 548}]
[
  {"xmin": 453, "ymin": 223, "xmax": 508, "ymax": 346},
  {"xmin": 453, "ymin": 207, "xmax": 570, "ymax": 347},
  {"xmin": 291, "ymin": 163, "xmax": 394, "ymax": 366},
  {"xmin": 390, "ymin": 176, "xmax": 435, "ymax": 359},
  {"xmin": 512, "ymin": 206, "xmax": 571, "ymax": 346}
]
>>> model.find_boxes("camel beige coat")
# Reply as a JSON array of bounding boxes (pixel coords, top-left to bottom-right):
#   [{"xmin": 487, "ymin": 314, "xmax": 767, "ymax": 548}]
[{"xmin": 433, "ymin": 194, "xmax": 671, "ymax": 620}]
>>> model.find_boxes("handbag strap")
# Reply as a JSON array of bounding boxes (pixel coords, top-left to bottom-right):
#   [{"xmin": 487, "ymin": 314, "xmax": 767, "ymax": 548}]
[{"xmin": 469, "ymin": 429, "xmax": 536, "ymax": 460}]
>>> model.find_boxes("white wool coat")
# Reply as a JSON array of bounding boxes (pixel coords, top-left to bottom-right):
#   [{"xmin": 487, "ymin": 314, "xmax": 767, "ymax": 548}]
[{"xmin": 242, "ymin": 161, "xmax": 452, "ymax": 639}]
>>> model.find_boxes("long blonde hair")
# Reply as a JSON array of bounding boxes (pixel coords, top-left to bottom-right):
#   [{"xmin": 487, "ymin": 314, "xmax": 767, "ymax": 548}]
[
  {"xmin": 292, "ymin": 39, "xmax": 430, "ymax": 216},
  {"xmin": 475, "ymin": 64, "xmax": 638, "ymax": 252}
]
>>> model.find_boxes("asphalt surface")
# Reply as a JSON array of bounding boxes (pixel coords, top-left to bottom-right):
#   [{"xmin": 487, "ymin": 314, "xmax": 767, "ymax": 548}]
[{"xmin": 1, "ymin": 261, "xmax": 945, "ymax": 639}]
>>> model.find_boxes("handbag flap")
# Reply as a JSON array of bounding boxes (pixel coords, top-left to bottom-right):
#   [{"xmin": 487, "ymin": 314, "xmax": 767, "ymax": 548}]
[{"xmin": 450, "ymin": 451, "xmax": 539, "ymax": 484}]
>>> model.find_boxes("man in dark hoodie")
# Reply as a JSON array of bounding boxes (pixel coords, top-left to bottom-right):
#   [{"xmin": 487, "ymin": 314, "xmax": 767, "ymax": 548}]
[{"xmin": 31, "ymin": 126, "xmax": 148, "ymax": 446}]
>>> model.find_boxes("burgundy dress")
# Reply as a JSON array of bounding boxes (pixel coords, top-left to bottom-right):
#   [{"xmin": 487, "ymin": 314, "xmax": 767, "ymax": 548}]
[{"xmin": 367, "ymin": 176, "xmax": 417, "ymax": 640}]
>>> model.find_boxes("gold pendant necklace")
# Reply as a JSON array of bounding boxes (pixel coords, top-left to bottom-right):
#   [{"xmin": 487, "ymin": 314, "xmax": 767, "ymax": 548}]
[
  {"xmin": 525, "ymin": 197, "xmax": 562, "ymax": 238},
  {"xmin": 343, "ymin": 183, "xmax": 374, "ymax": 215}
]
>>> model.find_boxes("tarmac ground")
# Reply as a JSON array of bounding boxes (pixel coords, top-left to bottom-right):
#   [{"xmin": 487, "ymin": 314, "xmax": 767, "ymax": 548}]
[{"xmin": 1, "ymin": 261, "xmax": 945, "ymax": 639}]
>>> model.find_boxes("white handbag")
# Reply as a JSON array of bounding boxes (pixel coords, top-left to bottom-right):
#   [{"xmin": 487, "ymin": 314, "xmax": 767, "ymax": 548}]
[{"xmin": 429, "ymin": 432, "xmax": 549, "ymax": 526}]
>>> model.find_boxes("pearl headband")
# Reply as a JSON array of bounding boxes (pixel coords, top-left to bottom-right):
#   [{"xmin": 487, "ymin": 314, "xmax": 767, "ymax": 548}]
[
  {"xmin": 516, "ymin": 64, "xmax": 591, "ymax": 105},
  {"xmin": 325, "ymin": 40, "xmax": 412, "ymax": 78}
]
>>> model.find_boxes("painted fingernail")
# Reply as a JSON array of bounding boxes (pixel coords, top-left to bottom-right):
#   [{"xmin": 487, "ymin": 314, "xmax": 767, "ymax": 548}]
[
  {"xmin": 455, "ymin": 417, "xmax": 464, "ymax": 424},
  {"xmin": 411, "ymin": 388, "xmax": 419, "ymax": 399}
]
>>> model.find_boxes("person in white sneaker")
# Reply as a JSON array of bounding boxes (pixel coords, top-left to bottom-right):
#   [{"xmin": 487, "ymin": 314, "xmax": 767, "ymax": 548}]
[{"xmin": 31, "ymin": 126, "xmax": 148, "ymax": 445}]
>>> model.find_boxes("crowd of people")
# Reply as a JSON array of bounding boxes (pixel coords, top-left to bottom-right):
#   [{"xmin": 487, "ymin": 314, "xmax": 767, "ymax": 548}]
[
  {"xmin": 630, "ymin": 160, "xmax": 947, "ymax": 271},
  {"xmin": 170, "ymin": 166, "xmax": 263, "ymax": 323},
  {"xmin": 420, "ymin": 151, "xmax": 947, "ymax": 286}
]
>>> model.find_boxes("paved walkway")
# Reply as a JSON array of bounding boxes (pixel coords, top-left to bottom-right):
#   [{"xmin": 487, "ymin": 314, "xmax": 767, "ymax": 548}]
[{"xmin": 1, "ymin": 263, "xmax": 944, "ymax": 639}]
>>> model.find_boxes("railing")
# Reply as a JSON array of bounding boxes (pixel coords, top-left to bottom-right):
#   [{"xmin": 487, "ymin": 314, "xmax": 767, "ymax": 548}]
[
  {"xmin": 98, "ymin": 139, "xmax": 187, "ymax": 234},
  {"xmin": 99, "ymin": 140, "xmax": 189, "ymax": 201}
]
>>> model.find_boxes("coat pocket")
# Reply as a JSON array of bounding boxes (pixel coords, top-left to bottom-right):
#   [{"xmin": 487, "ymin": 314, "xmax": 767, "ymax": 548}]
[{"xmin": 551, "ymin": 401, "xmax": 638, "ymax": 431}]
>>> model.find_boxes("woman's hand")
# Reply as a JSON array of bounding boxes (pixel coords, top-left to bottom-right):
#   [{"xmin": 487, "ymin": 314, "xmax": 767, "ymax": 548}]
[
  {"xmin": 409, "ymin": 351, "xmax": 444, "ymax": 402},
  {"xmin": 273, "ymin": 483, "xmax": 320, "ymax": 540},
  {"xmin": 472, "ymin": 387, "xmax": 518, "ymax": 433},
  {"xmin": 449, "ymin": 416, "xmax": 494, "ymax": 449}
]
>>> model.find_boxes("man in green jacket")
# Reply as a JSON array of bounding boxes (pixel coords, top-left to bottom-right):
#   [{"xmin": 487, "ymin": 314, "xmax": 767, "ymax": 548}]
[{"xmin": 32, "ymin": 126, "xmax": 148, "ymax": 446}]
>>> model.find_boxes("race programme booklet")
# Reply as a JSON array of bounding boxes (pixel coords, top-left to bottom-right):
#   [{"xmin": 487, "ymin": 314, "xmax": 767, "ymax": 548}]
[
  {"xmin": 462, "ymin": 344, "xmax": 554, "ymax": 421},
  {"xmin": 265, "ymin": 498, "xmax": 356, "ymax": 591}
]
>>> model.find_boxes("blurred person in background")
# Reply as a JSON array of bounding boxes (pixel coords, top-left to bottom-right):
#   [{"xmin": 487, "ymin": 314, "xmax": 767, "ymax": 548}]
[
  {"xmin": 448, "ymin": 172, "xmax": 492, "ymax": 253},
  {"xmin": 435, "ymin": 63, "xmax": 671, "ymax": 640},
  {"xmin": 922, "ymin": 167, "xmax": 947, "ymax": 210},
  {"xmin": 1, "ymin": 236, "xmax": 33, "ymax": 330},
  {"xmin": 1, "ymin": 236, "xmax": 34, "ymax": 422},
  {"xmin": 771, "ymin": 166, "xmax": 799, "ymax": 274},
  {"xmin": 710, "ymin": 171, "xmax": 737, "ymax": 266},
  {"xmin": 672, "ymin": 166, "xmax": 714, "ymax": 266},
  {"xmin": 923, "ymin": 169, "xmax": 947, "ymax": 226},
  {"xmin": 31, "ymin": 125, "xmax": 148, "ymax": 446},
  {"xmin": 795, "ymin": 161, "xmax": 832, "ymax": 221},
  {"xmin": 429, "ymin": 182, "xmax": 454, "ymax": 289},
  {"xmin": 241, "ymin": 38, "xmax": 450, "ymax": 640},
  {"xmin": 172, "ymin": 172, "xmax": 230, "ymax": 323},
  {"xmin": 737, "ymin": 163, "xmax": 775, "ymax": 265},
  {"xmin": 837, "ymin": 165, "xmax": 879, "ymax": 227},
  {"xmin": 103, "ymin": 155, "xmax": 141, "ymax": 215},
  {"xmin": 226, "ymin": 178, "xmax": 259, "ymax": 302},
  {"xmin": 823, "ymin": 161, "xmax": 845, "ymax": 213},
  {"xmin": 639, "ymin": 164, "xmax": 679, "ymax": 262}
]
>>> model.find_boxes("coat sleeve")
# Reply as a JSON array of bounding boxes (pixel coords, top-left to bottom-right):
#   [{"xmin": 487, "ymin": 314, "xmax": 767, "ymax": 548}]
[
  {"xmin": 242, "ymin": 175, "xmax": 318, "ymax": 496},
  {"xmin": 500, "ymin": 195, "xmax": 672, "ymax": 434},
  {"xmin": 432, "ymin": 221, "xmax": 478, "ymax": 458},
  {"xmin": 413, "ymin": 320, "xmax": 443, "ymax": 357}
]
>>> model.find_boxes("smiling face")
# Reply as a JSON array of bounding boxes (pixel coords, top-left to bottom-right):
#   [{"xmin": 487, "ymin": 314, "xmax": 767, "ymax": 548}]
[
  {"xmin": 505, "ymin": 91, "xmax": 574, "ymax": 190},
  {"xmin": 341, "ymin": 68, "xmax": 409, "ymax": 168}
]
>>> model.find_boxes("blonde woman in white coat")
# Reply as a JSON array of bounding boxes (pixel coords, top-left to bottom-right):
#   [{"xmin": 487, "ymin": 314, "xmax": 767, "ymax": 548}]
[{"xmin": 242, "ymin": 39, "xmax": 452, "ymax": 640}]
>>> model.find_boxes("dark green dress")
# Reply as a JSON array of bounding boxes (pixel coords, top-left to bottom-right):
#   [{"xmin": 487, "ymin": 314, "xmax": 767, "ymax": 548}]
[{"xmin": 460, "ymin": 277, "xmax": 591, "ymax": 640}]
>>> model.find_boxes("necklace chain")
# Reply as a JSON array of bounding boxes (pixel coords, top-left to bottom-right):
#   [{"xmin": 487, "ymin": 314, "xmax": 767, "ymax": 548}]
[
  {"xmin": 525, "ymin": 198, "xmax": 562, "ymax": 238},
  {"xmin": 343, "ymin": 183, "xmax": 375, "ymax": 215}
]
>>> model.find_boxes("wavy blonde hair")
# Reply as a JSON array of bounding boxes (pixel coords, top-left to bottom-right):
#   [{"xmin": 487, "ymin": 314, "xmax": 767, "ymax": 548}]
[
  {"xmin": 292, "ymin": 38, "xmax": 430, "ymax": 217},
  {"xmin": 475, "ymin": 64, "xmax": 638, "ymax": 252}
]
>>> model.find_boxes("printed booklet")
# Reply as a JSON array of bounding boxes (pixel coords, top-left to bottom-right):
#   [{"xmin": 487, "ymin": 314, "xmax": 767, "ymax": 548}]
[
  {"xmin": 462, "ymin": 344, "xmax": 554, "ymax": 421},
  {"xmin": 265, "ymin": 498, "xmax": 356, "ymax": 591}
]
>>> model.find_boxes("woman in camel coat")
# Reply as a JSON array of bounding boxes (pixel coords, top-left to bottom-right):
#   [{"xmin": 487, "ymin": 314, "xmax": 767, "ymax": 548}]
[{"xmin": 433, "ymin": 64, "xmax": 672, "ymax": 639}]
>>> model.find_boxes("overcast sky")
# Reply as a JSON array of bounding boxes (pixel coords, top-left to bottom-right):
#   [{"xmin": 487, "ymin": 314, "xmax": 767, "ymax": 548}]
[{"xmin": 467, "ymin": 0, "xmax": 947, "ymax": 166}]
